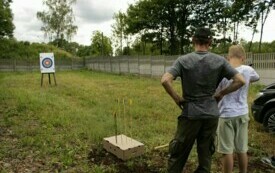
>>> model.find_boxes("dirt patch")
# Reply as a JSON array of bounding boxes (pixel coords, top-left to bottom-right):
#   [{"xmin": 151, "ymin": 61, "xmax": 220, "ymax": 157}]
[
  {"xmin": 88, "ymin": 147, "xmax": 167, "ymax": 173},
  {"xmin": 88, "ymin": 146, "xmax": 275, "ymax": 173}
]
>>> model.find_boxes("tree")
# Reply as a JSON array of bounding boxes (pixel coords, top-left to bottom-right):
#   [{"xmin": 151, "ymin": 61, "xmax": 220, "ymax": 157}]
[
  {"xmin": 0, "ymin": 0, "xmax": 14, "ymax": 38},
  {"xmin": 123, "ymin": 0, "xmax": 273, "ymax": 55},
  {"xmin": 77, "ymin": 45, "xmax": 93, "ymax": 57},
  {"xmin": 49, "ymin": 38, "xmax": 80, "ymax": 55},
  {"xmin": 91, "ymin": 31, "xmax": 112, "ymax": 56},
  {"xmin": 125, "ymin": 0, "xmax": 178, "ymax": 55},
  {"xmin": 255, "ymin": 0, "xmax": 274, "ymax": 52},
  {"xmin": 124, "ymin": 0, "xmax": 236, "ymax": 55},
  {"xmin": 112, "ymin": 11, "xmax": 127, "ymax": 56},
  {"xmin": 37, "ymin": 0, "xmax": 77, "ymax": 47}
]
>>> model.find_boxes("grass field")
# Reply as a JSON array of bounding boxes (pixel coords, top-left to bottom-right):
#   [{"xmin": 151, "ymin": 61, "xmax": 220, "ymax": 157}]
[{"xmin": 0, "ymin": 70, "xmax": 274, "ymax": 173}]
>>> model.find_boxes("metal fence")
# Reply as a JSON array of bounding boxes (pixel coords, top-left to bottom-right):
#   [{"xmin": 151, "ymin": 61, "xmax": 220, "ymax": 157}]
[
  {"xmin": 0, "ymin": 53, "xmax": 275, "ymax": 85},
  {"xmin": 85, "ymin": 53, "xmax": 275, "ymax": 85},
  {"xmin": 85, "ymin": 55, "xmax": 178, "ymax": 77},
  {"xmin": 0, "ymin": 58, "xmax": 84, "ymax": 72}
]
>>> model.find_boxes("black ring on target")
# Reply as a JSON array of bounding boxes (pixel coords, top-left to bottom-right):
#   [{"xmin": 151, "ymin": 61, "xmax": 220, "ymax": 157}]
[{"xmin": 42, "ymin": 58, "xmax": 53, "ymax": 68}]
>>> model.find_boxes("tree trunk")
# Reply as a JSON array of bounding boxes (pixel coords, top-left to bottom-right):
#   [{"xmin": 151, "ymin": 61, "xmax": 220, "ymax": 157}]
[
  {"xmin": 160, "ymin": 25, "xmax": 163, "ymax": 55},
  {"xmin": 120, "ymin": 31, "xmax": 123, "ymax": 56},
  {"xmin": 258, "ymin": 6, "xmax": 270, "ymax": 53},
  {"xmin": 168, "ymin": 4, "xmax": 177, "ymax": 55},
  {"xmin": 248, "ymin": 29, "xmax": 256, "ymax": 52},
  {"xmin": 258, "ymin": 12, "xmax": 264, "ymax": 53}
]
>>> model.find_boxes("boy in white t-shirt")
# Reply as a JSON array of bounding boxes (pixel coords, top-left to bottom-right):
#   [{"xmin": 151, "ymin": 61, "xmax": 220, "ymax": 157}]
[{"xmin": 216, "ymin": 45, "xmax": 260, "ymax": 173}]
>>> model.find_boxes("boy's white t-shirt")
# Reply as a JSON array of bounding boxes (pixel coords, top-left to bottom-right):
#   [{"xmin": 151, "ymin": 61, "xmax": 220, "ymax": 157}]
[{"xmin": 217, "ymin": 65, "xmax": 260, "ymax": 118}]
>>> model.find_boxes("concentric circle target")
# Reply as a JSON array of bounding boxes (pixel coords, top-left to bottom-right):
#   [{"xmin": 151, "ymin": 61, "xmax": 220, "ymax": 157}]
[{"xmin": 42, "ymin": 58, "xmax": 53, "ymax": 68}]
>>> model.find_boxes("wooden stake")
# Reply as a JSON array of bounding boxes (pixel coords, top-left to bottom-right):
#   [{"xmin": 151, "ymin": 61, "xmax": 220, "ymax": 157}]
[
  {"xmin": 123, "ymin": 98, "xmax": 127, "ymax": 143},
  {"xmin": 129, "ymin": 99, "xmax": 133, "ymax": 143},
  {"xmin": 117, "ymin": 98, "xmax": 123, "ymax": 144},
  {"xmin": 114, "ymin": 112, "xmax": 118, "ymax": 143},
  {"xmin": 154, "ymin": 143, "xmax": 169, "ymax": 150}
]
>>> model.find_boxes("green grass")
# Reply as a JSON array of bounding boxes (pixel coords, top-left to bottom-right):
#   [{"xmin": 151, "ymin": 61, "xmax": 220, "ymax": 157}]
[{"xmin": 0, "ymin": 70, "xmax": 274, "ymax": 172}]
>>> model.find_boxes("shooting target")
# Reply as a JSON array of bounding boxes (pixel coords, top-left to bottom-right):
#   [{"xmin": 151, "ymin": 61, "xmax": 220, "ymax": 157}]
[
  {"xmin": 42, "ymin": 58, "xmax": 53, "ymax": 68},
  {"xmin": 40, "ymin": 53, "xmax": 55, "ymax": 73}
]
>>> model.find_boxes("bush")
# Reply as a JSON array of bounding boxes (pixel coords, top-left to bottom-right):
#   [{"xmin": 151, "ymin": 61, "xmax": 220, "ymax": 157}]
[{"xmin": 0, "ymin": 38, "xmax": 77, "ymax": 60}]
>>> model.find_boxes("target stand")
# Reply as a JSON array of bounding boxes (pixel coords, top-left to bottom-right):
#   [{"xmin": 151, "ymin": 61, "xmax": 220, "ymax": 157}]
[
  {"xmin": 40, "ymin": 53, "xmax": 57, "ymax": 86},
  {"xmin": 40, "ymin": 73, "xmax": 57, "ymax": 86}
]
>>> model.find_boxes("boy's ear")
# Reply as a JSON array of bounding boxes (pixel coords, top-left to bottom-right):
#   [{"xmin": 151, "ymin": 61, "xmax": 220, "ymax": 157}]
[{"xmin": 226, "ymin": 55, "xmax": 231, "ymax": 60}]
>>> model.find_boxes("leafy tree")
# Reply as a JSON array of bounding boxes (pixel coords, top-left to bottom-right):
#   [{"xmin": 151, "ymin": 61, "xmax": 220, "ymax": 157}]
[
  {"xmin": 0, "ymin": 38, "xmax": 75, "ymax": 60},
  {"xmin": 76, "ymin": 45, "xmax": 92, "ymax": 57},
  {"xmin": 123, "ymin": 0, "xmax": 230, "ymax": 55},
  {"xmin": 124, "ymin": 0, "xmax": 275, "ymax": 55},
  {"xmin": 37, "ymin": 0, "xmax": 78, "ymax": 47},
  {"xmin": 49, "ymin": 38, "xmax": 80, "ymax": 55},
  {"xmin": 112, "ymin": 11, "xmax": 127, "ymax": 56},
  {"xmin": 125, "ymin": 0, "xmax": 168, "ymax": 54},
  {"xmin": 91, "ymin": 31, "xmax": 112, "ymax": 56},
  {"xmin": 254, "ymin": 0, "xmax": 275, "ymax": 52},
  {"xmin": 230, "ymin": 0, "xmax": 254, "ymax": 42},
  {"xmin": 0, "ymin": 0, "xmax": 14, "ymax": 38}
]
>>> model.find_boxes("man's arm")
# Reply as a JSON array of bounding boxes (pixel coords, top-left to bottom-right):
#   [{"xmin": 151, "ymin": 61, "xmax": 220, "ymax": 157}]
[
  {"xmin": 161, "ymin": 72, "xmax": 184, "ymax": 108},
  {"xmin": 214, "ymin": 73, "xmax": 245, "ymax": 102}
]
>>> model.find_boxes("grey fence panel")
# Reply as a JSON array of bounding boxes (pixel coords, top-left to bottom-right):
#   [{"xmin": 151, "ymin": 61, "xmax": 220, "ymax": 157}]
[
  {"xmin": 152, "ymin": 56, "xmax": 165, "ymax": 77},
  {"xmin": 0, "ymin": 59, "xmax": 15, "ymax": 71},
  {"xmin": 110, "ymin": 57, "xmax": 120, "ymax": 74},
  {"xmin": 139, "ymin": 56, "xmax": 152, "ymax": 76},
  {"xmin": 105, "ymin": 58, "xmax": 112, "ymax": 72},
  {"xmin": 164, "ymin": 55, "xmax": 177, "ymax": 72},
  {"xmin": 98, "ymin": 58, "xmax": 104, "ymax": 71},
  {"xmin": 0, "ymin": 59, "xmax": 40, "ymax": 72},
  {"xmin": 129, "ymin": 57, "xmax": 139, "ymax": 74},
  {"xmin": 72, "ymin": 58, "xmax": 85, "ymax": 70},
  {"xmin": 119, "ymin": 57, "xmax": 129, "ymax": 73}
]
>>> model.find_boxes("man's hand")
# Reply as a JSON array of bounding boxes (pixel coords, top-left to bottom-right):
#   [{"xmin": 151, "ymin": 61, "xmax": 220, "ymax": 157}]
[
  {"xmin": 177, "ymin": 99, "xmax": 185, "ymax": 110},
  {"xmin": 213, "ymin": 92, "xmax": 224, "ymax": 103},
  {"xmin": 214, "ymin": 73, "xmax": 245, "ymax": 103},
  {"xmin": 161, "ymin": 72, "xmax": 184, "ymax": 110}
]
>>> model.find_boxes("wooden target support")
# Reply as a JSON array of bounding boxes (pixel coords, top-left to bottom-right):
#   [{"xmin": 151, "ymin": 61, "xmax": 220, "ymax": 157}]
[{"xmin": 41, "ymin": 73, "xmax": 57, "ymax": 86}]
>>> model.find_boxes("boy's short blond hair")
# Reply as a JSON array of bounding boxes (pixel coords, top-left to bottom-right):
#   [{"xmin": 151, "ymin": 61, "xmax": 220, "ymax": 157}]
[{"xmin": 228, "ymin": 45, "xmax": 246, "ymax": 59}]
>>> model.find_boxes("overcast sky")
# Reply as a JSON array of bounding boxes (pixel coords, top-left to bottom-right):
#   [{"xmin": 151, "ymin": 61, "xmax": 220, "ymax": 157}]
[{"xmin": 11, "ymin": 0, "xmax": 275, "ymax": 46}]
